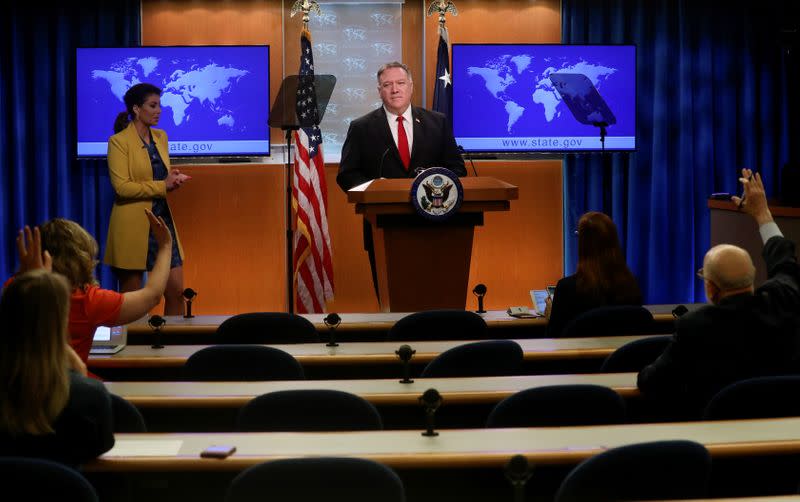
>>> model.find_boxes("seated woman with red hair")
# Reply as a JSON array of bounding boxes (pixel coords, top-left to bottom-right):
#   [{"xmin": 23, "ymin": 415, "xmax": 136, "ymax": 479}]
[
  {"xmin": 9, "ymin": 209, "xmax": 171, "ymax": 367},
  {"xmin": 546, "ymin": 211, "xmax": 642, "ymax": 337}
]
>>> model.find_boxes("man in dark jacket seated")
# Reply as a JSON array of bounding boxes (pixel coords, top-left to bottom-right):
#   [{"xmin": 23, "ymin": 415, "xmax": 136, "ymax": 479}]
[{"xmin": 638, "ymin": 169, "xmax": 800, "ymax": 418}]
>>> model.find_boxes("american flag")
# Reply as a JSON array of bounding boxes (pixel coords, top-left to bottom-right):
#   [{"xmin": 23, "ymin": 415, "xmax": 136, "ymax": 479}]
[
  {"xmin": 292, "ymin": 29, "xmax": 334, "ymax": 313},
  {"xmin": 432, "ymin": 25, "xmax": 452, "ymax": 123}
]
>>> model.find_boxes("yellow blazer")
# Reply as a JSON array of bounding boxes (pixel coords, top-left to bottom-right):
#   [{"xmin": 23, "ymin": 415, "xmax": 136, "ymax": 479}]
[{"xmin": 103, "ymin": 122, "xmax": 183, "ymax": 270}]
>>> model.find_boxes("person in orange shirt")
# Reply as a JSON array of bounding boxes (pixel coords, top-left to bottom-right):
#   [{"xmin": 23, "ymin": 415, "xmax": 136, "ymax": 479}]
[{"xmin": 11, "ymin": 209, "xmax": 172, "ymax": 365}]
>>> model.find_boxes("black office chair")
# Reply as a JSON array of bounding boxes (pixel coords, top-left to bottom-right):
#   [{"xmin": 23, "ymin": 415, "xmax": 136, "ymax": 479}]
[
  {"xmin": 386, "ymin": 309, "xmax": 488, "ymax": 341},
  {"xmin": 236, "ymin": 389, "xmax": 383, "ymax": 431},
  {"xmin": 703, "ymin": 376, "xmax": 800, "ymax": 496},
  {"xmin": 555, "ymin": 440, "xmax": 711, "ymax": 502},
  {"xmin": 486, "ymin": 385, "xmax": 626, "ymax": 428},
  {"xmin": 0, "ymin": 457, "xmax": 99, "ymax": 502},
  {"xmin": 182, "ymin": 345, "xmax": 305, "ymax": 381},
  {"xmin": 561, "ymin": 305, "xmax": 655, "ymax": 338},
  {"xmin": 420, "ymin": 340, "xmax": 523, "ymax": 378},
  {"xmin": 225, "ymin": 457, "xmax": 406, "ymax": 502},
  {"xmin": 703, "ymin": 375, "xmax": 800, "ymax": 419},
  {"xmin": 215, "ymin": 312, "xmax": 319, "ymax": 344},
  {"xmin": 600, "ymin": 335, "xmax": 672, "ymax": 373},
  {"xmin": 109, "ymin": 393, "xmax": 147, "ymax": 432}
]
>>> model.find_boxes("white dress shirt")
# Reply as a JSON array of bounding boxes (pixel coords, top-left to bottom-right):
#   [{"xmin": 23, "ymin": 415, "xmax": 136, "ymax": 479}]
[{"xmin": 384, "ymin": 106, "xmax": 414, "ymax": 156}]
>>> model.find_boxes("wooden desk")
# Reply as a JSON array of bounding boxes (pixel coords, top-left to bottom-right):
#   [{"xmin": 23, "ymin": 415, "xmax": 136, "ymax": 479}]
[
  {"xmin": 89, "ymin": 335, "xmax": 658, "ymax": 369},
  {"xmin": 104, "ymin": 373, "xmax": 641, "ymax": 409},
  {"xmin": 126, "ymin": 310, "xmax": 544, "ymax": 341},
  {"xmin": 85, "ymin": 416, "xmax": 800, "ymax": 472},
  {"xmin": 125, "ymin": 305, "xmax": 694, "ymax": 344}
]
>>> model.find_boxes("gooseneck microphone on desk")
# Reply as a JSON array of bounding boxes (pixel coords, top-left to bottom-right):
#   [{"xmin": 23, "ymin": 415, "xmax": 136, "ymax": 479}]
[
  {"xmin": 505, "ymin": 454, "xmax": 533, "ymax": 502},
  {"xmin": 147, "ymin": 315, "xmax": 166, "ymax": 349},
  {"xmin": 419, "ymin": 388, "xmax": 443, "ymax": 437},
  {"xmin": 395, "ymin": 344, "xmax": 416, "ymax": 384},
  {"xmin": 324, "ymin": 313, "xmax": 341, "ymax": 347},
  {"xmin": 473, "ymin": 283, "xmax": 487, "ymax": 313},
  {"xmin": 182, "ymin": 288, "xmax": 197, "ymax": 318}
]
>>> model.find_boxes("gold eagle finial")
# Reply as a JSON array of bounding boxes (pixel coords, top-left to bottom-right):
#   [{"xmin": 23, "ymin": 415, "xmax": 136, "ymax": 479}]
[
  {"xmin": 427, "ymin": 0, "xmax": 458, "ymax": 27},
  {"xmin": 290, "ymin": 0, "xmax": 322, "ymax": 30}
]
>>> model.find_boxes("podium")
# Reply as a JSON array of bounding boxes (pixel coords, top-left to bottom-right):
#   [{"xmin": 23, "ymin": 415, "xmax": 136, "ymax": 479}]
[
  {"xmin": 347, "ymin": 177, "xmax": 518, "ymax": 312},
  {"xmin": 709, "ymin": 199, "xmax": 800, "ymax": 286}
]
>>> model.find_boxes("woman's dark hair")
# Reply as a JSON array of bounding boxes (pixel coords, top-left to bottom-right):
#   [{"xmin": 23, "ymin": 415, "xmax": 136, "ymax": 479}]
[
  {"xmin": 575, "ymin": 211, "xmax": 641, "ymax": 304},
  {"xmin": 113, "ymin": 83, "xmax": 162, "ymax": 133}
]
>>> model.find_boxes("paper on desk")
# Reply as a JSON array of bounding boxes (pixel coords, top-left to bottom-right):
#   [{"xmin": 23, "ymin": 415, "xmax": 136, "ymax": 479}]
[
  {"xmin": 348, "ymin": 179, "xmax": 374, "ymax": 191},
  {"xmin": 104, "ymin": 439, "xmax": 183, "ymax": 457}
]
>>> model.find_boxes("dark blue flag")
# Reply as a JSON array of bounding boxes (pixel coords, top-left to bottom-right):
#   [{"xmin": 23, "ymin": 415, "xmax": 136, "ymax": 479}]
[{"xmin": 432, "ymin": 26, "xmax": 452, "ymax": 124}]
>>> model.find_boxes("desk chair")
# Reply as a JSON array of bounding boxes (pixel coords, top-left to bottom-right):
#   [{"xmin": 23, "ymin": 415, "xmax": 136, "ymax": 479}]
[
  {"xmin": 215, "ymin": 312, "xmax": 319, "ymax": 344},
  {"xmin": 561, "ymin": 305, "xmax": 655, "ymax": 338},
  {"xmin": 420, "ymin": 340, "xmax": 523, "ymax": 378},
  {"xmin": 486, "ymin": 385, "xmax": 626, "ymax": 427},
  {"xmin": 703, "ymin": 376, "xmax": 800, "ymax": 496},
  {"xmin": 387, "ymin": 309, "xmax": 488, "ymax": 341},
  {"xmin": 183, "ymin": 345, "xmax": 305, "ymax": 381},
  {"xmin": 600, "ymin": 335, "xmax": 672, "ymax": 373},
  {"xmin": 555, "ymin": 440, "xmax": 710, "ymax": 502},
  {"xmin": 225, "ymin": 457, "xmax": 405, "ymax": 502},
  {"xmin": 703, "ymin": 375, "xmax": 800, "ymax": 419},
  {"xmin": 110, "ymin": 393, "xmax": 147, "ymax": 432},
  {"xmin": 0, "ymin": 457, "xmax": 98, "ymax": 502},
  {"xmin": 236, "ymin": 389, "xmax": 383, "ymax": 432}
]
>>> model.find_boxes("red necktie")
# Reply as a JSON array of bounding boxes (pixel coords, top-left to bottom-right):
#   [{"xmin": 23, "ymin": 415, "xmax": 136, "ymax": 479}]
[{"xmin": 396, "ymin": 116, "xmax": 410, "ymax": 171}]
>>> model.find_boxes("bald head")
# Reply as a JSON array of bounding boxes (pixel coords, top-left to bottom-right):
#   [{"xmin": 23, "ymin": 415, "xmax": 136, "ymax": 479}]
[{"xmin": 702, "ymin": 244, "xmax": 756, "ymax": 298}]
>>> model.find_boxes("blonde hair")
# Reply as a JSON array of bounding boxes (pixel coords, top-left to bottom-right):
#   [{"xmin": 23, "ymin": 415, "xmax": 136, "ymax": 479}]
[
  {"xmin": 39, "ymin": 218, "xmax": 98, "ymax": 290},
  {"xmin": 0, "ymin": 270, "xmax": 71, "ymax": 435}
]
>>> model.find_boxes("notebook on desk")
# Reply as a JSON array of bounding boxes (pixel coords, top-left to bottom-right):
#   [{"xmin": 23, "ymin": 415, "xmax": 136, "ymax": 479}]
[{"xmin": 89, "ymin": 325, "xmax": 127, "ymax": 355}]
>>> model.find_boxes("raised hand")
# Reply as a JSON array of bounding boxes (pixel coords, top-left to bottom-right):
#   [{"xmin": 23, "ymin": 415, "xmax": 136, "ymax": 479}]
[
  {"xmin": 145, "ymin": 209, "xmax": 172, "ymax": 250},
  {"xmin": 731, "ymin": 168, "xmax": 772, "ymax": 225},
  {"xmin": 16, "ymin": 225, "xmax": 52, "ymax": 274}
]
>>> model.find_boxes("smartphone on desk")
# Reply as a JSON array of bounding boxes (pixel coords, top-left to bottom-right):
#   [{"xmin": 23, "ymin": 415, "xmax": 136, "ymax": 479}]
[{"xmin": 200, "ymin": 445, "xmax": 236, "ymax": 459}]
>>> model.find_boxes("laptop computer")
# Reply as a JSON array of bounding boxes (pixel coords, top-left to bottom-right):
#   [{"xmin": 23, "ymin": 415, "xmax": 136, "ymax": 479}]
[{"xmin": 89, "ymin": 325, "xmax": 127, "ymax": 355}]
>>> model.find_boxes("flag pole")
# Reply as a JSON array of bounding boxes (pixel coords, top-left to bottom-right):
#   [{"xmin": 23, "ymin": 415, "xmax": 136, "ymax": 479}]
[
  {"xmin": 428, "ymin": 1, "xmax": 458, "ymax": 122},
  {"xmin": 287, "ymin": 0, "xmax": 322, "ymax": 313}
]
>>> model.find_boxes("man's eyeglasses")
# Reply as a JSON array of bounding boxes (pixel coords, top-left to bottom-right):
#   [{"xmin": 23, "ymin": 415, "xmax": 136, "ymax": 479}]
[{"xmin": 696, "ymin": 268, "xmax": 705, "ymax": 280}]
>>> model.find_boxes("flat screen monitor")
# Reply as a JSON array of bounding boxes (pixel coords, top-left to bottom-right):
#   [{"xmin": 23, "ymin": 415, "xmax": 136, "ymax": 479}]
[
  {"xmin": 76, "ymin": 45, "xmax": 270, "ymax": 158},
  {"xmin": 452, "ymin": 44, "xmax": 636, "ymax": 153}
]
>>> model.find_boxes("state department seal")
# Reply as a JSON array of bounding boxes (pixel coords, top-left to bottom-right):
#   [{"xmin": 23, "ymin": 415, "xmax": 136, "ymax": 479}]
[{"xmin": 410, "ymin": 167, "xmax": 463, "ymax": 221}]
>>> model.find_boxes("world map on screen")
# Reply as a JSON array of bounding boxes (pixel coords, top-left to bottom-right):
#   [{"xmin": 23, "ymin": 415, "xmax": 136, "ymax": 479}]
[
  {"xmin": 466, "ymin": 55, "xmax": 616, "ymax": 133},
  {"xmin": 77, "ymin": 46, "xmax": 271, "ymax": 157},
  {"xmin": 452, "ymin": 45, "xmax": 636, "ymax": 151},
  {"xmin": 91, "ymin": 56, "xmax": 250, "ymax": 131}
]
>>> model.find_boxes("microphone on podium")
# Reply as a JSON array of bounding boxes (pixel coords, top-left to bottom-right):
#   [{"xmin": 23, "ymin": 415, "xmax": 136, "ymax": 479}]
[
  {"xmin": 458, "ymin": 145, "xmax": 478, "ymax": 177},
  {"xmin": 377, "ymin": 146, "xmax": 391, "ymax": 180}
]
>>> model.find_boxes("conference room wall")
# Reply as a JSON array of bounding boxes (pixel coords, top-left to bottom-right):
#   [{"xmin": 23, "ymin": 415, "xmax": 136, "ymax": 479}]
[{"xmin": 142, "ymin": 0, "xmax": 563, "ymax": 314}]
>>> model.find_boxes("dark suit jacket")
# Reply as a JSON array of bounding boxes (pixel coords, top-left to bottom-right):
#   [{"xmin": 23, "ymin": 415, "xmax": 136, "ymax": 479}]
[
  {"xmin": 546, "ymin": 274, "xmax": 643, "ymax": 337},
  {"xmin": 336, "ymin": 106, "xmax": 466, "ymax": 191},
  {"xmin": 638, "ymin": 235, "xmax": 800, "ymax": 418},
  {"xmin": 0, "ymin": 371, "xmax": 115, "ymax": 466}
]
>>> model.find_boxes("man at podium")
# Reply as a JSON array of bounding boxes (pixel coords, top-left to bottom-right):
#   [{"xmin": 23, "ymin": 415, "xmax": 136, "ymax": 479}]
[
  {"xmin": 336, "ymin": 61, "xmax": 466, "ymax": 191},
  {"xmin": 337, "ymin": 61, "xmax": 467, "ymax": 301}
]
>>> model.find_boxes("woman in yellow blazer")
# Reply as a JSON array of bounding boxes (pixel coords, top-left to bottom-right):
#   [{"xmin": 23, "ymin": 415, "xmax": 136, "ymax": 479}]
[{"xmin": 105, "ymin": 83, "xmax": 191, "ymax": 315}]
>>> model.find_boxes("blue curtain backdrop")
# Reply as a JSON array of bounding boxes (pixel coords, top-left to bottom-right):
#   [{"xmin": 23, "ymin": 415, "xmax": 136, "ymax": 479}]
[
  {"xmin": 1, "ymin": 3, "xmax": 140, "ymax": 287},
  {"xmin": 562, "ymin": 0, "xmax": 792, "ymax": 303}
]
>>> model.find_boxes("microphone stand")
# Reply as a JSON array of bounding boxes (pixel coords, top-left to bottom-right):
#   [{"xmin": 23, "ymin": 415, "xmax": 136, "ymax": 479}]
[
  {"xmin": 458, "ymin": 145, "xmax": 478, "ymax": 176},
  {"xmin": 395, "ymin": 344, "xmax": 416, "ymax": 384}
]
